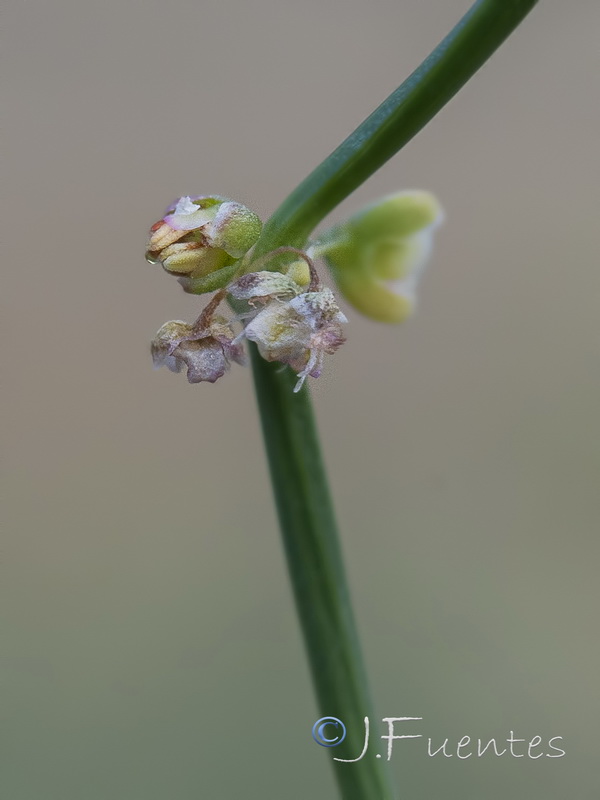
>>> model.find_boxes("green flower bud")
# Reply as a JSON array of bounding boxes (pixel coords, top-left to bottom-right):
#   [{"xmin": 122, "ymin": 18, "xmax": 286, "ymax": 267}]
[
  {"xmin": 208, "ymin": 201, "xmax": 263, "ymax": 259},
  {"xmin": 285, "ymin": 259, "xmax": 311, "ymax": 288},
  {"xmin": 317, "ymin": 191, "xmax": 443, "ymax": 324}
]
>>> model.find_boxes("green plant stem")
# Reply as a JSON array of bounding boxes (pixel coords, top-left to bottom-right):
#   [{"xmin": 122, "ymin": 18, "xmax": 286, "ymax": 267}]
[
  {"xmin": 255, "ymin": 0, "xmax": 539, "ymax": 257},
  {"xmin": 249, "ymin": 2, "xmax": 538, "ymax": 799},
  {"xmin": 250, "ymin": 352, "xmax": 390, "ymax": 798}
]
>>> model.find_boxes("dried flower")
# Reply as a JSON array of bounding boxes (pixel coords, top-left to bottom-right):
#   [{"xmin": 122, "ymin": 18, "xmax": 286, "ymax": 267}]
[
  {"xmin": 231, "ymin": 270, "xmax": 347, "ymax": 392},
  {"xmin": 151, "ymin": 300, "xmax": 245, "ymax": 384}
]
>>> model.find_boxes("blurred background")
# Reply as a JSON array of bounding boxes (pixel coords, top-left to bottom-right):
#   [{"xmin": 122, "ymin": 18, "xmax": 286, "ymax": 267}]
[{"xmin": 3, "ymin": 0, "xmax": 599, "ymax": 797}]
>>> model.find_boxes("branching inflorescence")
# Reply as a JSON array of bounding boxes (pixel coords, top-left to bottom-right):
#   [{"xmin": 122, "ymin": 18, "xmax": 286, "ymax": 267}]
[{"xmin": 147, "ymin": 192, "xmax": 443, "ymax": 390}]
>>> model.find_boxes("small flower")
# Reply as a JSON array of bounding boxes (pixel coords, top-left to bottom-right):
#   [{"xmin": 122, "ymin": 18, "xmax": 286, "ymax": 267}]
[
  {"xmin": 151, "ymin": 305, "xmax": 245, "ymax": 385},
  {"xmin": 146, "ymin": 195, "xmax": 262, "ymax": 284},
  {"xmin": 232, "ymin": 271, "xmax": 347, "ymax": 392},
  {"xmin": 316, "ymin": 191, "xmax": 443, "ymax": 323}
]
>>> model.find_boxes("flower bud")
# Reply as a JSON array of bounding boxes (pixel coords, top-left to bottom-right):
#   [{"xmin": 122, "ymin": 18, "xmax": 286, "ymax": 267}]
[
  {"xmin": 285, "ymin": 259, "xmax": 311, "ymax": 288},
  {"xmin": 317, "ymin": 191, "xmax": 443, "ymax": 324},
  {"xmin": 146, "ymin": 196, "xmax": 262, "ymax": 288}
]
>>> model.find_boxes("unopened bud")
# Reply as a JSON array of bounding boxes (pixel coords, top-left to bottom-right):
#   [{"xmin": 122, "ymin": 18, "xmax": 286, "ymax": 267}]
[
  {"xmin": 317, "ymin": 191, "xmax": 443, "ymax": 324},
  {"xmin": 285, "ymin": 260, "xmax": 311, "ymax": 288}
]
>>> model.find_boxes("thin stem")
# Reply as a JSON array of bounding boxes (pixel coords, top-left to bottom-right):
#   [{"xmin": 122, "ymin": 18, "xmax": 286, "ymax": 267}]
[
  {"xmin": 249, "ymin": 2, "xmax": 539, "ymax": 799},
  {"xmin": 250, "ymin": 351, "xmax": 393, "ymax": 799},
  {"xmin": 255, "ymin": 0, "xmax": 539, "ymax": 256}
]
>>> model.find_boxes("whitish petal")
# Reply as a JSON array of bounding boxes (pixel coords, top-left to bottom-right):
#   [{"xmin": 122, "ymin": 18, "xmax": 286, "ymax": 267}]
[{"xmin": 176, "ymin": 340, "xmax": 229, "ymax": 383}]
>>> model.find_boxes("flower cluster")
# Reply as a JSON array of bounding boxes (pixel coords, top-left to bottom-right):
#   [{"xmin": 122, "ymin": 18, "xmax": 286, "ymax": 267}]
[
  {"xmin": 150, "ymin": 267, "xmax": 347, "ymax": 391},
  {"xmin": 146, "ymin": 190, "xmax": 442, "ymax": 391}
]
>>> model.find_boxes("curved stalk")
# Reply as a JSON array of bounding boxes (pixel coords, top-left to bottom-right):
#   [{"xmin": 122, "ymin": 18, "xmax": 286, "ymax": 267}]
[
  {"xmin": 249, "ymin": 2, "xmax": 539, "ymax": 798},
  {"xmin": 255, "ymin": 0, "xmax": 539, "ymax": 256}
]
